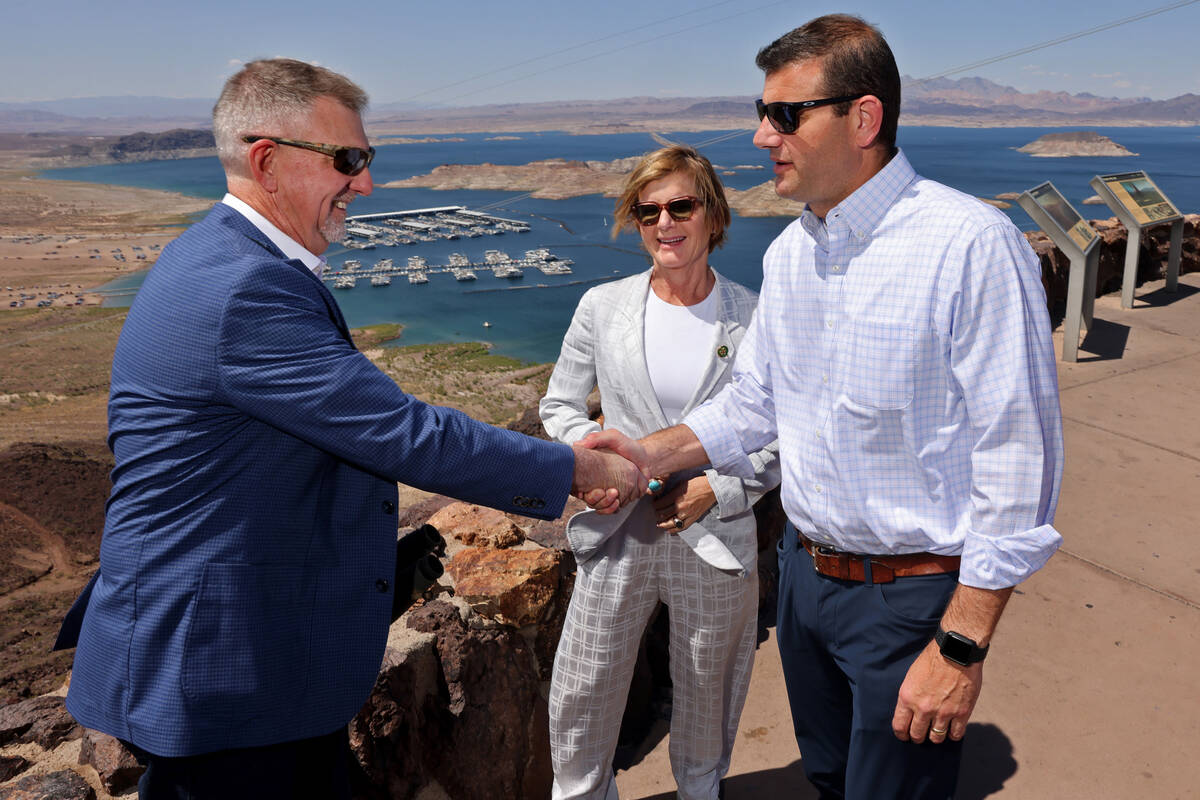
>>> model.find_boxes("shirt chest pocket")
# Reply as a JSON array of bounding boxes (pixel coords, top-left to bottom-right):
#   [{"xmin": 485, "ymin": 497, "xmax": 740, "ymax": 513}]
[{"xmin": 841, "ymin": 319, "xmax": 917, "ymax": 411}]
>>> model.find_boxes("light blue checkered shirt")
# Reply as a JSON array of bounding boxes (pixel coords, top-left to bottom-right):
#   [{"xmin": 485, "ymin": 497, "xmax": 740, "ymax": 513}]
[{"xmin": 686, "ymin": 150, "xmax": 1063, "ymax": 589}]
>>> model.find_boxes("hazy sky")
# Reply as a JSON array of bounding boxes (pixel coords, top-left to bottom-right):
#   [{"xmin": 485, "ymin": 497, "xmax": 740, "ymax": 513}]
[{"xmin": 5, "ymin": 0, "xmax": 1198, "ymax": 105}]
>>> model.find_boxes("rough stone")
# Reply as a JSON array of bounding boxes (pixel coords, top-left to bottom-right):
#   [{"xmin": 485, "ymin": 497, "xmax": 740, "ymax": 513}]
[
  {"xmin": 395, "ymin": 494, "xmax": 454, "ymax": 531},
  {"xmin": 446, "ymin": 547, "xmax": 562, "ymax": 627},
  {"xmin": 0, "ymin": 769, "xmax": 95, "ymax": 800},
  {"xmin": 0, "ymin": 695, "xmax": 80, "ymax": 749},
  {"xmin": 348, "ymin": 623, "xmax": 443, "ymax": 800},
  {"xmin": 78, "ymin": 728, "xmax": 143, "ymax": 794},
  {"xmin": 0, "ymin": 755, "xmax": 31, "ymax": 782},
  {"xmin": 427, "ymin": 503, "xmax": 524, "ymax": 549},
  {"xmin": 506, "ymin": 406, "xmax": 551, "ymax": 440},
  {"xmin": 350, "ymin": 601, "xmax": 551, "ymax": 799},
  {"xmin": 522, "ymin": 494, "xmax": 587, "ymax": 550}
]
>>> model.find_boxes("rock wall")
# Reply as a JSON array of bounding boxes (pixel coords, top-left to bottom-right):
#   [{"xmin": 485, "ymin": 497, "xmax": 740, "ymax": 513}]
[{"xmin": 1029, "ymin": 214, "xmax": 1199, "ymax": 328}]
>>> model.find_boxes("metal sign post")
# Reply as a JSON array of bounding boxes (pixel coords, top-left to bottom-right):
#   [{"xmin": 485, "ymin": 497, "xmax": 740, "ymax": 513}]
[
  {"xmin": 1017, "ymin": 182, "xmax": 1100, "ymax": 363},
  {"xmin": 1088, "ymin": 171, "xmax": 1183, "ymax": 308}
]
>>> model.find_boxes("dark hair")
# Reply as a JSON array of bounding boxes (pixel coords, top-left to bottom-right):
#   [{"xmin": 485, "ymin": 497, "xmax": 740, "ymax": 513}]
[
  {"xmin": 213, "ymin": 58, "xmax": 369, "ymax": 175},
  {"xmin": 755, "ymin": 14, "xmax": 900, "ymax": 149},
  {"xmin": 612, "ymin": 144, "xmax": 732, "ymax": 252}
]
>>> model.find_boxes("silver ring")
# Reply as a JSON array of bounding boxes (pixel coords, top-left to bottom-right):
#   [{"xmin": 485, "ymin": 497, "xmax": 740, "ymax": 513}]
[{"xmin": 673, "ymin": 516, "xmax": 684, "ymax": 529}]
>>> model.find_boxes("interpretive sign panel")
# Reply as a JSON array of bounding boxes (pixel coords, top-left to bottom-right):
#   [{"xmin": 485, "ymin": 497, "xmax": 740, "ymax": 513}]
[
  {"xmin": 1026, "ymin": 182, "xmax": 1096, "ymax": 252},
  {"xmin": 1095, "ymin": 171, "xmax": 1180, "ymax": 226}
]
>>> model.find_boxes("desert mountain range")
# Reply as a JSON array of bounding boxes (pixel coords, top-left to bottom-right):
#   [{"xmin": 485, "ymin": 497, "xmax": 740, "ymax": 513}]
[{"xmin": 1, "ymin": 75, "xmax": 1196, "ymax": 136}]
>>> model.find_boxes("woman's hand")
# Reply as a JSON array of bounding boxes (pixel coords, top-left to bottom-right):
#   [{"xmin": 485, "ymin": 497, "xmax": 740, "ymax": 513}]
[{"xmin": 653, "ymin": 475, "xmax": 717, "ymax": 533}]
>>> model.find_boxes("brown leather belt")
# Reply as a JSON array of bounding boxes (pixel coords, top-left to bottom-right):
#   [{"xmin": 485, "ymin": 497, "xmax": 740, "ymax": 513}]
[{"xmin": 797, "ymin": 531, "xmax": 960, "ymax": 584}]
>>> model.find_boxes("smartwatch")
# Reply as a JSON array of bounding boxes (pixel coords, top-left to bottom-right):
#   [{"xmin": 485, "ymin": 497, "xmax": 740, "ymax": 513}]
[{"xmin": 935, "ymin": 626, "xmax": 988, "ymax": 666}]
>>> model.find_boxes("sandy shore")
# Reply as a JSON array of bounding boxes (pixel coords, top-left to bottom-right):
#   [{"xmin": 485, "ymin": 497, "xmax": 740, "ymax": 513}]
[{"xmin": 0, "ymin": 158, "xmax": 212, "ymax": 310}]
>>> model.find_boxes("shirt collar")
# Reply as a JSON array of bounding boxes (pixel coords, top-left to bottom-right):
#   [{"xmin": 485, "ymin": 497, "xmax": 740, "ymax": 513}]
[
  {"xmin": 800, "ymin": 148, "xmax": 917, "ymax": 241},
  {"xmin": 221, "ymin": 193, "xmax": 327, "ymax": 277}
]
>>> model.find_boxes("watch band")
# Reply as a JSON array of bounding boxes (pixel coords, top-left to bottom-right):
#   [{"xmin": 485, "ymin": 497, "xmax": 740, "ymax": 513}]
[{"xmin": 935, "ymin": 626, "xmax": 989, "ymax": 666}]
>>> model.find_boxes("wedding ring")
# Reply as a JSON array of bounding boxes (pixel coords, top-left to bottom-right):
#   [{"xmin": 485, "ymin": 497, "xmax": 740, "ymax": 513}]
[
  {"xmin": 931, "ymin": 726, "xmax": 947, "ymax": 735},
  {"xmin": 673, "ymin": 516, "xmax": 684, "ymax": 529}
]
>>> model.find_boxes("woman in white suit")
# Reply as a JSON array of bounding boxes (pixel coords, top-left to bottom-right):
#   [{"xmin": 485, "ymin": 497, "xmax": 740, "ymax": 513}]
[{"xmin": 540, "ymin": 145, "xmax": 780, "ymax": 800}]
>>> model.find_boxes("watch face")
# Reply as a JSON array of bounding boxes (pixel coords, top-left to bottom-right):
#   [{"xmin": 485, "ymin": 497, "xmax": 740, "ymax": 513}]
[{"xmin": 940, "ymin": 631, "xmax": 976, "ymax": 666}]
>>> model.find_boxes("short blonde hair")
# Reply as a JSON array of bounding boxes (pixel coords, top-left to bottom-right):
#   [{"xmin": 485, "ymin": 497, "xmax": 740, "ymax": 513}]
[{"xmin": 613, "ymin": 144, "xmax": 731, "ymax": 252}]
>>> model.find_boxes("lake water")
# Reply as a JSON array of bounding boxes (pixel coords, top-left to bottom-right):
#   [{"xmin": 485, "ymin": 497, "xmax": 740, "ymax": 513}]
[{"xmin": 43, "ymin": 126, "xmax": 1200, "ymax": 364}]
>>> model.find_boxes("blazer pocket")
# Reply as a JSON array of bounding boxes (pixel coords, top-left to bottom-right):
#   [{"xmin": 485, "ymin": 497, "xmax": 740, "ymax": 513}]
[
  {"xmin": 843, "ymin": 320, "xmax": 917, "ymax": 411},
  {"xmin": 181, "ymin": 562, "xmax": 312, "ymax": 720}
]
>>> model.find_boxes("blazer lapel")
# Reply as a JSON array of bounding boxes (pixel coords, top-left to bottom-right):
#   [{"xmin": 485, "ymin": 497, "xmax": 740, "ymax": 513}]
[{"xmin": 616, "ymin": 272, "xmax": 672, "ymax": 431}]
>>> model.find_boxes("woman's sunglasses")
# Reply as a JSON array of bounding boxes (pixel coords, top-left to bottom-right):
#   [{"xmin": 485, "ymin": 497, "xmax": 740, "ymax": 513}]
[
  {"xmin": 632, "ymin": 196, "xmax": 701, "ymax": 226},
  {"xmin": 755, "ymin": 94, "xmax": 866, "ymax": 134},
  {"xmin": 242, "ymin": 135, "xmax": 376, "ymax": 176}
]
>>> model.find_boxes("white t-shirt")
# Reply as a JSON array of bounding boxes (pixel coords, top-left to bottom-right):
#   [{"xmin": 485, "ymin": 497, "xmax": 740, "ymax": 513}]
[{"xmin": 644, "ymin": 285, "xmax": 719, "ymax": 424}]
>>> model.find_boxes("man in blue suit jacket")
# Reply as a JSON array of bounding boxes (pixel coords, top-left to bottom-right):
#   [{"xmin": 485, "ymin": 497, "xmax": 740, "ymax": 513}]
[{"xmin": 61, "ymin": 58, "xmax": 643, "ymax": 799}]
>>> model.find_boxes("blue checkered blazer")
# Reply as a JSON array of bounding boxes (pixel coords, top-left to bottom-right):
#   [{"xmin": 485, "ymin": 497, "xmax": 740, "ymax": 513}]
[{"xmin": 64, "ymin": 203, "xmax": 573, "ymax": 756}]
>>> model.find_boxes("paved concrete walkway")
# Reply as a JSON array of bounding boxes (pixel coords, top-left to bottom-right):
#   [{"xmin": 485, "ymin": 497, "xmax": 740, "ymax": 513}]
[{"xmin": 615, "ymin": 273, "xmax": 1200, "ymax": 799}]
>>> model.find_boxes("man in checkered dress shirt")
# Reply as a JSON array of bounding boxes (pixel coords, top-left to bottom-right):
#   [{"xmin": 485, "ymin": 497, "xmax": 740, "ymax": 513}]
[{"xmin": 584, "ymin": 14, "xmax": 1063, "ymax": 799}]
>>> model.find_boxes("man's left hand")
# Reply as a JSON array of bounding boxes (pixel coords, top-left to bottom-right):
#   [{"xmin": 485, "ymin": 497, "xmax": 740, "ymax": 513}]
[{"xmin": 891, "ymin": 639, "xmax": 982, "ymax": 744}]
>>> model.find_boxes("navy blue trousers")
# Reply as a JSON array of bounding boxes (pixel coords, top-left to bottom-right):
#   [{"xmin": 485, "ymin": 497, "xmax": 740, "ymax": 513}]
[
  {"xmin": 124, "ymin": 728, "xmax": 353, "ymax": 800},
  {"xmin": 777, "ymin": 529, "xmax": 963, "ymax": 800}
]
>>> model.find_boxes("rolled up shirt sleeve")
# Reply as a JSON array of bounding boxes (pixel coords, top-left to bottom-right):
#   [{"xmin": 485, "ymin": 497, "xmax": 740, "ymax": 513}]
[{"xmin": 951, "ymin": 223, "xmax": 1064, "ymax": 588}]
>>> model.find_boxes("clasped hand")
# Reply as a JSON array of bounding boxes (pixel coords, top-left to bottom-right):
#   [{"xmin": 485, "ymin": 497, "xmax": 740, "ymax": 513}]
[{"xmin": 569, "ymin": 430, "xmax": 652, "ymax": 514}]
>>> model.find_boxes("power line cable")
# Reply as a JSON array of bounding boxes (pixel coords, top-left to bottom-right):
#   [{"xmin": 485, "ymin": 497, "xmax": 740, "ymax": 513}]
[
  {"xmin": 907, "ymin": 0, "xmax": 1200, "ymax": 86},
  {"xmin": 399, "ymin": 0, "xmax": 745, "ymax": 102},
  {"xmin": 444, "ymin": 0, "xmax": 791, "ymax": 103}
]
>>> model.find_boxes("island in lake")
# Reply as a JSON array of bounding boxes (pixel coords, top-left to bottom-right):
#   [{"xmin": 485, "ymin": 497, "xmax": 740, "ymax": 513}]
[{"xmin": 1016, "ymin": 131, "xmax": 1137, "ymax": 158}]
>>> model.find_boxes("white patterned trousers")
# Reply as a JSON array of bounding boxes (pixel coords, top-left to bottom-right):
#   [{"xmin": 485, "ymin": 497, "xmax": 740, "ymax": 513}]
[{"xmin": 549, "ymin": 516, "xmax": 758, "ymax": 800}]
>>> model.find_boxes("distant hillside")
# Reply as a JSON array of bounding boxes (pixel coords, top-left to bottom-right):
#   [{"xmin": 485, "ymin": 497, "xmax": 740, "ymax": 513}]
[
  {"xmin": 0, "ymin": 78, "xmax": 1194, "ymax": 138},
  {"xmin": 27, "ymin": 128, "xmax": 215, "ymax": 165}
]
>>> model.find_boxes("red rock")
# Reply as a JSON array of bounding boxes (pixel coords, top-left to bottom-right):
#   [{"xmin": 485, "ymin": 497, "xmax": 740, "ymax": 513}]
[
  {"xmin": 78, "ymin": 728, "xmax": 143, "ymax": 794},
  {"xmin": 427, "ymin": 503, "xmax": 524, "ymax": 549},
  {"xmin": 446, "ymin": 547, "xmax": 562, "ymax": 627}
]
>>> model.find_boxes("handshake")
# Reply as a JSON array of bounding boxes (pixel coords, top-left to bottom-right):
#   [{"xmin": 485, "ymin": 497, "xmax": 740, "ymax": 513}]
[{"xmin": 569, "ymin": 429, "xmax": 655, "ymax": 514}]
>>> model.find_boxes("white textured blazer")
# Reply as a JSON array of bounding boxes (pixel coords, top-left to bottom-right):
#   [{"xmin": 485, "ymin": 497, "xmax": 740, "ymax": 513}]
[{"xmin": 540, "ymin": 268, "xmax": 781, "ymax": 575}]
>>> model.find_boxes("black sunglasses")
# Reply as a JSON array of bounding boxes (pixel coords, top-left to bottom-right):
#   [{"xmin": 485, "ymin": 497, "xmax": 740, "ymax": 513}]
[
  {"xmin": 242, "ymin": 135, "xmax": 376, "ymax": 176},
  {"xmin": 632, "ymin": 196, "xmax": 701, "ymax": 226},
  {"xmin": 755, "ymin": 94, "xmax": 866, "ymax": 134}
]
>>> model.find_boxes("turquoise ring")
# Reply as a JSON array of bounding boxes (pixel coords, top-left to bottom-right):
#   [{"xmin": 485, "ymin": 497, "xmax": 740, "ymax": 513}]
[{"xmin": 648, "ymin": 479, "xmax": 663, "ymax": 493}]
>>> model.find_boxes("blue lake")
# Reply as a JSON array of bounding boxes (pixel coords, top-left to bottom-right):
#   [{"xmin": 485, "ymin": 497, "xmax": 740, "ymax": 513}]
[{"xmin": 43, "ymin": 126, "xmax": 1200, "ymax": 363}]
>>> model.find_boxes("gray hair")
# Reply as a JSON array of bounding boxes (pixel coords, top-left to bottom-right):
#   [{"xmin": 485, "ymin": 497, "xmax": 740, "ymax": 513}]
[{"xmin": 213, "ymin": 58, "xmax": 368, "ymax": 175}]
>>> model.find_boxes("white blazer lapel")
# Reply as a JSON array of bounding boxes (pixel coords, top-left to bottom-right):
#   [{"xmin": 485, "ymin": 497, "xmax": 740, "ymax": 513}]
[{"xmin": 611, "ymin": 272, "xmax": 671, "ymax": 431}]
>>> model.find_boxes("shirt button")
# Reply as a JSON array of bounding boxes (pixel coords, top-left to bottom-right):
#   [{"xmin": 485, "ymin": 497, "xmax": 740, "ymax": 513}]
[
  {"xmin": 382, "ymin": 501, "xmax": 395, "ymax": 514},
  {"xmin": 822, "ymin": 374, "xmax": 829, "ymax": 384},
  {"xmin": 375, "ymin": 578, "xmax": 390, "ymax": 593},
  {"xmin": 815, "ymin": 431, "xmax": 823, "ymax": 439},
  {"xmin": 814, "ymin": 485, "xmax": 823, "ymax": 494},
  {"xmin": 825, "ymin": 319, "xmax": 834, "ymax": 329},
  {"xmin": 831, "ymin": 264, "xmax": 842, "ymax": 272}
]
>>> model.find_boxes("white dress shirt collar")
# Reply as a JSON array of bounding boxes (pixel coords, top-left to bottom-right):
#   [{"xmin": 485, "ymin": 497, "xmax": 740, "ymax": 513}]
[{"xmin": 221, "ymin": 193, "xmax": 327, "ymax": 278}]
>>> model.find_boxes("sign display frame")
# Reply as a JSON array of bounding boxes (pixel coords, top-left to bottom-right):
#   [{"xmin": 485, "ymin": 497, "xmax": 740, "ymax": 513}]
[
  {"xmin": 1017, "ymin": 182, "xmax": 1099, "ymax": 363},
  {"xmin": 1089, "ymin": 170, "xmax": 1183, "ymax": 308}
]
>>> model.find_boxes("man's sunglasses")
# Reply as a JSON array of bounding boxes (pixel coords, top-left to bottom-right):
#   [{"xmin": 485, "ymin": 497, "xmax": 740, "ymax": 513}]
[
  {"xmin": 755, "ymin": 94, "xmax": 866, "ymax": 134},
  {"xmin": 632, "ymin": 196, "xmax": 701, "ymax": 226},
  {"xmin": 242, "ymin": 135, "xmax": 376, "ymax": 176}
]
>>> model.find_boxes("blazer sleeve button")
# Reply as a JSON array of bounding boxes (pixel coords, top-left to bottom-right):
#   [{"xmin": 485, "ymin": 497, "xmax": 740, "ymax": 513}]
[
  {"xmin": 375, "ymin": 578, "xmax": 390, "ymax": 593},
  {"xmin": 382, "ymin": 501, "xmax": 395, "ymax": 514}
]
